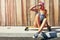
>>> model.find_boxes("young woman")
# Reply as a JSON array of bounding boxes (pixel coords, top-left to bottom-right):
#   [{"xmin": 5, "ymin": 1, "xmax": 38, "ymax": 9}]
[
  {"xmin": 29, "ymin": 2, "xmax": 52, "ymax": 39},
  {"xmin": 30, "ymin": 2, "xmax": 51, "ymax": 33}
]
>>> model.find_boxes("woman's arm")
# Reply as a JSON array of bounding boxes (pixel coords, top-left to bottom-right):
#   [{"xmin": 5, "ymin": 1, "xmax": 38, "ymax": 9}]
[{"xmin": 29, "ymin": 5, "xmax": 39, "ymax": 12}]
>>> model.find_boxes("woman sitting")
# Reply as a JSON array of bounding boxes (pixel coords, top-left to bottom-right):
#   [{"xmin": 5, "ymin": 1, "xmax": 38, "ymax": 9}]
[{"xmin": 29, "ymin": 2, "xmax": 51, "ymax": 33}]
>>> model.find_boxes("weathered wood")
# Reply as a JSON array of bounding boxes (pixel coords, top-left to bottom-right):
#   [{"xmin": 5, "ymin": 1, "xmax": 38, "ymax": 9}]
[
  {"xmin": 23, "ymin": 0, "xmax": 27, "ymax": 26},
  {"xmin": 13, "ymin": 0, "xmax": 17, "ymax": 26},
  {"xmin": 0, "ymin": 0, "xmax": 2, "ymax": 25},
  {"xmin": 5, "ymin": 0, "xmax": 9, "ymax": 26},
  {"xmin": 49, "ymin": 0, "xmax": 55, "ymax": 26},
  {"xmin": 1, "ymin": 0, "xmax": 5, "ymax": 26},
  {"xmin": 54, "ymin": 0, "xmax": 59, "ymax": 26},
  {"xmin": 10, "ymin": 0, "xmax": 16, "ymax": 26},
  {"xmin": 21, "ymin": 0, "xmax": 27, "ymax": 26},
  {"xmin": 16, "ymin": 0, "xmax": 22, "ymax": 26},
  {"xmin": 5, "ymin": 0, "xmax": 16, "ymax": 26},
  {"xmin": 58, "ymin": 0, "xmax": 60, "ymax": 25},
  {"xmin": 21, "ymin": 0, "xmax": 24, "ymax": 26},
  {"xmin": 26, "ymin": 0, "xmax": 30, "ymax": 26}
]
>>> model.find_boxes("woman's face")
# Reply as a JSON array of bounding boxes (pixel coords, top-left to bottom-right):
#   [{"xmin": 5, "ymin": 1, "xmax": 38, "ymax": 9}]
[
  {"xmin": 39, "ymin": 6, "xmax": 41, "ymax": 9},
  {"xmin": 38, "ymin": 6, "xmax": 41, "ymax": 11}
]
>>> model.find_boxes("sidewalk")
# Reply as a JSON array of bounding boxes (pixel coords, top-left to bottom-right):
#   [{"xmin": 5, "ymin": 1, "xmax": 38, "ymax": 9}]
[{"xmin": 0, "ymin": 26, "xmax": 59, "ymax": 40}]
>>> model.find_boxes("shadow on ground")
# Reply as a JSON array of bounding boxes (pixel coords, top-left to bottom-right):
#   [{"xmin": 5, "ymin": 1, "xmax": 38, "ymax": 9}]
[{"xmin": 0, "ymin": 37, "xmax": 59, "ymax": 40}]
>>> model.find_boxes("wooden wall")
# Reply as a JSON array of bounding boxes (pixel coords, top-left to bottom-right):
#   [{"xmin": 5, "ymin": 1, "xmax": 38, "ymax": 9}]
[{"xmin": 0, "ymin": 0, "xmax": 60, "ymax": 26}]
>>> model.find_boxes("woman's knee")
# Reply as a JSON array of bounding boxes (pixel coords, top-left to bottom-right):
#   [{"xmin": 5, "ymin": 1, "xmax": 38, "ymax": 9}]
[
  {"xmin": 36, "ymin": 14, "xmax": 39, "ymax": 18},
  {"xmin": 33, "ymin": 22, "xmax": 38, "ymax": 27}
]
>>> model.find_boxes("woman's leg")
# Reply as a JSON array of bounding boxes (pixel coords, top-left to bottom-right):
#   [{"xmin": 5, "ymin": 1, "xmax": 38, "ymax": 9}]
[
  {"xmin": 33, "ymin": 15, "xmax": 38, "ymax": 28},
  {"xmin": 33, "ymin": 14, "xmax": 40, "ymax": 28},
  {"xmin": 46, "ymin": 20, "xmax": 52, "ymax": 31},
  {"xmin": 38, "ymin": 18, "xmax": 47, "ymax": 32},
  {"xmin": 36, "ymin": 14, "xmax": 41, "ymax": 28}
]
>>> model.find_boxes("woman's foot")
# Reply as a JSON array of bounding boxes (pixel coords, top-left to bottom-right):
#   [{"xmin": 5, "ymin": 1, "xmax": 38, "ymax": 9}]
[{"xmin": 47, "ymin": 25, "xmax": 52, "ymax": 31}]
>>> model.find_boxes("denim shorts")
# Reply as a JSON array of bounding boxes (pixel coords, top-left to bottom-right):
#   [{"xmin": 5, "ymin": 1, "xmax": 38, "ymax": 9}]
[{"xmin": 40, "ymin": 14, "xmax": 45, "ymax": 24}]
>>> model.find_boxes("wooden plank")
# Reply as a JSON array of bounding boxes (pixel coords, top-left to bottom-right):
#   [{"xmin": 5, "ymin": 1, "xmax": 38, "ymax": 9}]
[
  {"xmin": 44, "ymin": 0, "xmax": 50, "ymax": 25},
  {"xmin": 58, "ymin": 0, "xmax": 60, "ymax": 25},
  {"xmin": 23, "ymin": 0, "xmax": 27, "ymax": 26},
  {"xmin": 7, "ymin": 0, "xmax": 11, "ymax": 26},
  {"xmin": 26, "ymin": 0, "xmax": 30, "ymax": 26},
  {"xmin": 1, "ymin": 0, "xmax": 5, "ymax": 26},
  {"xmin": 0, "ymin": 0, "xmax": 2, "ymax": 26},
  {"xmin": 5, "ymin": 0, "xmax": 16, "ymax": 26},
  {"xmin": 16, "ymin": 0, "xmax": 22, "ymax": 26},
  {"xmin": 5, "ymin": 0, "xmax": 11, "ymax": 26},
  {"xmin": 10, "ymin": 0, "xmax": 16, "ymax": 26},
  {"xmin": 49, "ymin": 0, "xmax": 55, "ymax": 26},
  {"xmin": 13, "ymin": 0, "xmax": 17, "ymax": 26},
  {"xmin": 54, "ymin": 0, "xmax": 59, "ymax": 26},
  {"xmin": 21, "ymin": 0, "xmax": 27, "ymax": 26},
  {"xmin": 21, "ymin": 0, "xmax": 24, "ymax": 26},
  {"xmin": 5, "ymin": 0, "xmax": 7, "ymax": 26}
]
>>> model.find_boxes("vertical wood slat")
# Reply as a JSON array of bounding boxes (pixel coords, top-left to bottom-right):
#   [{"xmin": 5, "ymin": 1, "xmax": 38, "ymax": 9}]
[
  {"xmin": 10, "ymin": 0, "xmax": 16, "ymax": 26},
  {"xmin": 54, "ymin": 0, "xmax": 59, "ymax": 26},
  {"xmin": 0, "ymin": 0, "xmax": 2, "ymax": 25},
  {"xmin": 5, "ymin": 0, "xmax": 16, "ymax": 26},
  {"xmin": 5, "ymin": 0, "xmax": 9, "ymax": 26},
  {"xmin": 16, "ymin": 0, "xmax": 22, "ymax": 26},
  {"xmin": 1, "ymin": 0, "xmax": 5, "ymax": 26},
  {"xmin": 44, "ymin": 0, "xmax": 50, "ymax": 25},
  {"xmin": 7, "ymin": 0, "xmax": 11, "ymax": 26},
  {"xmin": 5, "ymin": 0, "xmax": 8, "ymax": 26},
  {"xmin": 58, "ymin": 0, "xmax": 60, "ymax": 25},
  {"xmin": 21, "ymin": 0, "xmax": 27, "ymax": 26},
  {"xmin": 49, "ymin": 0, "xmax": 55, "ymax": 26},
  {"xmin": 6, "ymin": 0, "xmax": 11, "ymax": 25},
  {"xmin": 7, "ymin": 0, "xmax": 12, "ymax": 26},
  {"xmin": 13, "ymin": 0, "xmax": 17, "ymax": 26},
  {"xmin": 21, "ymin": 0, "xmax": 24, "ymax": 26},
  {"xmin": 26, "ymin": 0, "xmax": 30, "ymax": 26},
  {"xmin": 23, "ymin": 0, "xmax": 27, "ymax": 26}
]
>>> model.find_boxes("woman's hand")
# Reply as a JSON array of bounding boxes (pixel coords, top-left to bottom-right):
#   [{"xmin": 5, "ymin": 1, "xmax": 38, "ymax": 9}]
[{"xmin": 29, "ymin": 5, "xmax": 39, "ymax": 12}]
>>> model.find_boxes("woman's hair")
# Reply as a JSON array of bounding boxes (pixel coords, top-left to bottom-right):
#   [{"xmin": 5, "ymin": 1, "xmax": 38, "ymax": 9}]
[
  {"xmin": 30, "ymin": 1, "xmax": 45, "ymax": 12},
  {"xmin": 38, "ymin": 2, "xmax": 44, "ymax": 6},
  {"xmin": 38, "ymin": 2, "xmax": 45, "ymax": 10}
]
